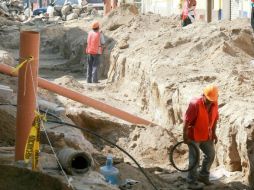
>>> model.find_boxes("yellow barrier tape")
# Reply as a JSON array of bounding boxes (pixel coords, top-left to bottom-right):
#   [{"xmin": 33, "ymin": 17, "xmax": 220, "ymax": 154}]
[
  {"xmin": 24, "ymin": 111, "xmax": 46, "ymax": 170},
  {"xmin": 12, "ymin": 56, "xmax": 34, "ymax": 74}
]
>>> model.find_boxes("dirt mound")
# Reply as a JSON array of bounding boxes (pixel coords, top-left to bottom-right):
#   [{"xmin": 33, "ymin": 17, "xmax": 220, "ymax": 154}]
[
  {"xmin": 0, "ymin": 165, "xmax": 71, "ymax": 190},
  {"xmin": 101, "ymin": 11, "xmax": 254, "ymax": 187},
  {"xmin": 54, "ymin": 75, "xmax": 84, "ymax": 91},
  {"xmin": 0, "ymin": 105, "xmax": 16, "ymax": 146}
]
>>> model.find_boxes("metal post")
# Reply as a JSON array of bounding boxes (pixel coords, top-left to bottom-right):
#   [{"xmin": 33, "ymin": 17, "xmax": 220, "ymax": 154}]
[
  {"xmin": 207, "ymin": 0, "xmax": 212, "ymax": 22},
  {"xmin": 15, "ymin": 31, "xmax": 40, "ymax": 161},
  {"xmin": 218, "ymin": 0, "xmax": 222, "ymax": 20}
]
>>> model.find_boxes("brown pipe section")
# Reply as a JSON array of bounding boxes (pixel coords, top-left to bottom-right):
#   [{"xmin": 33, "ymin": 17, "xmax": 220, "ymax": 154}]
[
  {"xmin": 0, "ymin": 64, "xmax": 153, "ymax": 126},
  {"xmin": 15, "ymin": 31, "xmax": 40, "ymax": 161}
]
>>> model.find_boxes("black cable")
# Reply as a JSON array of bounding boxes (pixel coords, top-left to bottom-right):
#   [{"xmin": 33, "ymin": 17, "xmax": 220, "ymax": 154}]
[
  {"xmin": 46, "ymin": 119, "xmax": 159, "ymax": 190},
  {"xmin": 169, "ymin": 141, "xmax": 199, "ymax": 172}
]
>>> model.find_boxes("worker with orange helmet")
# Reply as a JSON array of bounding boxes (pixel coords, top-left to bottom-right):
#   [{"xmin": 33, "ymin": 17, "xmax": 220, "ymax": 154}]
[
  {"xmin": 182, "ymin": 0, "xmax": 197, "ymax": 27},
  {"xmin": 85, "ymin": 20, "xmax": 105, "ymax": 83},
  {"xmin": 183, "ymin": 84, "xmax": 219, "ymax": 189}
]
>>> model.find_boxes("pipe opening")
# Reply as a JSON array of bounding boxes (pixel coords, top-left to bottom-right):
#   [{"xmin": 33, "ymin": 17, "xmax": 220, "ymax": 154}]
[
  {"xmin": 57, "ymin": 148, "xmax": 93, "ymax": 175},
  {"xmin": 21, "ymin": 31, "xmax": 39, "ymax": 35},
  {"xmin": 71, "ymin": 153, "xmax": 92, "ymax": 173}
]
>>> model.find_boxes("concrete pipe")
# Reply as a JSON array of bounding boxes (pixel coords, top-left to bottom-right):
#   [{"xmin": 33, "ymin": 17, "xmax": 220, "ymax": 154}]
[{"xmin": 57, "ymin": 148, "xmax": 94, "ymax": 175}]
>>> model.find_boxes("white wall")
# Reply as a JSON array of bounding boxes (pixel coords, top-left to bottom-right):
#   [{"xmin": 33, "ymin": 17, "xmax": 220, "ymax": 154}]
[
  {"xmin": 141, "ymin": 0, "xmax": 181, "ymax": 16},
  {"xmin": 223, "ymin": 0, "xmax": 231, "ymax": 20}
]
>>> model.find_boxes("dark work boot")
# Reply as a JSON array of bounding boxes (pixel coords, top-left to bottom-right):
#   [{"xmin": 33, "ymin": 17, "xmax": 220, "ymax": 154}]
[{"xmin": 197, "ymin": 175, "xmax": 213, "ymax": 185}]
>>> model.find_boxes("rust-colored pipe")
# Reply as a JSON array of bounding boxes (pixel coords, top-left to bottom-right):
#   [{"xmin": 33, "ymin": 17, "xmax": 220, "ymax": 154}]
[
  {"xmin": 0, "ymin": 64, "xmax": 153, "ymax": 126},
  {"xmin": 15, "ymin": 31, "xmax": 40, "ymax": 161},
  {"xmin": 104, "ymin": 0, "xmax": 111, "ymax": 16}
]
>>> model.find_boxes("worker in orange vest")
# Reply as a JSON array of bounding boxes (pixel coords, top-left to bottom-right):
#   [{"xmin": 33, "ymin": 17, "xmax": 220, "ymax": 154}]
[
  {"xmin": 85, "ymin": 20, "xmax": 105, "ymax": 83},
  {"xmin": 183, "ymin": 85, "xmax": 219, "ymax": 189},
  {"xmin": 182, "ymin": 0, "xmax": 197, "ymax": 27}
]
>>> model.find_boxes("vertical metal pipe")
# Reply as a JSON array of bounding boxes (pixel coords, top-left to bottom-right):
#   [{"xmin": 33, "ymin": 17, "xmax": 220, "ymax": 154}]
[
  {"xmin": 229, "ymin": 0, "xmax": 232, "ymax": 20},
  {"xmin": 207, "ymin": 0, "xmax": 212, "ymax": 22},
  {"xmin": 15, "ymin": 31, "xmax": 40, "ymax": 161}
]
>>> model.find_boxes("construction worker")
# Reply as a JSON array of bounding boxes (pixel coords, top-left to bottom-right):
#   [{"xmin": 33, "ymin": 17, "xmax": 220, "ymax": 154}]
[
  {"xmin": 182, "ymin": 0, "xmax": 197, "ymax": 27},
  {"xmin": 183, "ymin": 85, "xmax": 219, "ymax": 189},
  {"xmin": 85, "ymin": 20, "xmax": 105, "ymax": 83}
]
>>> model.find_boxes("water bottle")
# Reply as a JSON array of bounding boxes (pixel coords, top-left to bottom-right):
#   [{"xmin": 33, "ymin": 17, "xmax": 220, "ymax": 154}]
[{"xmin": 99, "ymin": 154, "xmax": 119, "ymax": 185}]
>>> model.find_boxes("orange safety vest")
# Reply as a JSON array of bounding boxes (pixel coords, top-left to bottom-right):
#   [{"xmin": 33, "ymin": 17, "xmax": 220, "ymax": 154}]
[
  {"xmin": 86, "ymin": 31, "xmax": 102, "ymax": 55},
  {"xmin": 182, "ymin": 0, "xmax": 189, "ymax": 20},
  {"xmin": 182, "ymin": 0, "xmax": 196, "ymax": 20},
  {"xmin": 188, "ymin": 98, "xmax": 218, "ymax": 141}
]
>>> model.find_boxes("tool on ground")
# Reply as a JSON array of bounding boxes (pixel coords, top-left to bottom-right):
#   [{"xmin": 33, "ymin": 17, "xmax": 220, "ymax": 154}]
[{"xmin": 119, "ymin": 179, "xmax": 140, "ymax": 190}]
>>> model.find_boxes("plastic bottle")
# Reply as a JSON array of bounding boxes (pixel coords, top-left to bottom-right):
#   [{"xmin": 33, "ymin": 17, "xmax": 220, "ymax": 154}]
[{"xmin": 99, "ymin": 154, "xmax": 119, "ymax": 185}]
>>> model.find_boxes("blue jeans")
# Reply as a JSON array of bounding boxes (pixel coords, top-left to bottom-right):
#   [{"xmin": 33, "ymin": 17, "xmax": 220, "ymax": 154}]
[
  {"xmin": 187, "ymin": 140, "xmax": 215, "ymax": 183},
  {"xmin": 87, "ymin": 54, "xmax": 100, "ymax": 83}
]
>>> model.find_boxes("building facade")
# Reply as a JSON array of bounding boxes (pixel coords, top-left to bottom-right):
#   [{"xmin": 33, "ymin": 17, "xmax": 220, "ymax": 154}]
[{"xmin": 137, "ymin": 0, "xmax": 252, "ymax": 21}]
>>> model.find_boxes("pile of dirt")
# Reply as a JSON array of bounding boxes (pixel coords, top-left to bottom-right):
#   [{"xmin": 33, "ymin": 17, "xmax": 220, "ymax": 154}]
[
  {"xmin": 97, "ymin": 5, "xmax": 254, "ymax": 188},
  {"xmin": 0, "ymin": 164, "xmax": 71, "ymax": 190}
]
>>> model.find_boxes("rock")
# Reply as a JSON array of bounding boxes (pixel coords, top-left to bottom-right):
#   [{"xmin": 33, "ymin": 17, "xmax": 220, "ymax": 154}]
[
  {"xmin": 40, "ymin": 122, "xmax": 95, "ymax": 154},
  {"xmin": 0, "ymin": 165, "xmax": 72, "ymax": 190},
  {"xmin": 17, "ymin": 14, "xmax": 26, "ymax": 22},
  {"xmin": 118, "ymin": 40, "xmax": 129, "ymax": 49},
  {"xmin": 107, "ymin": 23, "xmax": 123, "ymax": 31},
  {"xmin": 0, "ymin": 85, "xmax": 13, "ymax": 103},
  {"xmin": 72, "ymin": 8, "xmax": 81, "ymax": 16},
  {"xmin": 48, "ymin": 16, "xmax": 61, "ymax": 22},
  {"xmin": 61, "ymin": 4, "xmax": 72, "ymax": 16},
  {"xmin": 0, "ymin": 2, "xmax": 9, "ymax": 13},
  {"xmin": 66, "ymin": 13, "xmax": 78, "ymax": 21},
  {"xmin": 164, "ymin": 41, "xmax": 173, "ymax": 49},
  {"xmin": 0, "ymin": 105, "xmax": 16, "ymax": 146},
  {"xmin": 0, "ymin": 50, "xmax": 15, "ymax": 66}
]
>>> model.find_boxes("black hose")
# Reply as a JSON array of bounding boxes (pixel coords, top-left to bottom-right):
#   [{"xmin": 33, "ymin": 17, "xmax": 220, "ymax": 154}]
[
  {"xmin": 46, "ymin": 120, "xmax": 159, "ymax": 190},
  {"xmin": 169, "ymin": 141, "xmax": 199, "ymax": 172}
]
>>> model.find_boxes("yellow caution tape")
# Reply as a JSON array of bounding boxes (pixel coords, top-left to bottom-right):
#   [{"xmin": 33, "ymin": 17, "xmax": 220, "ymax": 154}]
[
  {"xmin": 12, "ymin": 56, "xmax": 34, "ymax": 74},
  {"xmin": 24, "ymin": 111, "xmax": 46, "ymax": 170}
]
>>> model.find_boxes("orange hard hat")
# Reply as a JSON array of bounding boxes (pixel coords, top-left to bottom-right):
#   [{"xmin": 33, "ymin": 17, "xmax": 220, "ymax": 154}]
[
  {"xmin": 91, "ymin": 21, "xmax": 100, "ymax": 29},
  {"xmin": 203, "ymin": 85, "xmax": 218, "ymax": 102}
]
